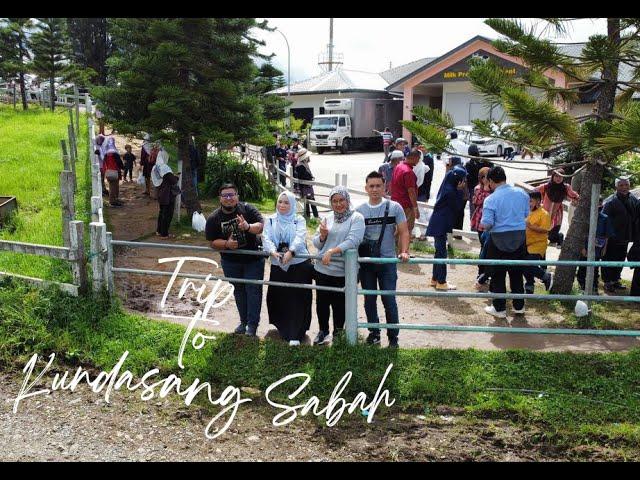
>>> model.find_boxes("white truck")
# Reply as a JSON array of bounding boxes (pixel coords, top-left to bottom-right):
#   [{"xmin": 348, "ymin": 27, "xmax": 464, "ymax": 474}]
[{"xmin": 309, "ymin": 98, "xmax": 403, "ymax": 154}]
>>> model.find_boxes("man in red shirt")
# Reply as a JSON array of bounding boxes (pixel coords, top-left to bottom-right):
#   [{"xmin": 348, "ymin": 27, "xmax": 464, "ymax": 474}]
[{"xmin": 391, "ymin": 148, "xmax": 421, "ymax": 232}]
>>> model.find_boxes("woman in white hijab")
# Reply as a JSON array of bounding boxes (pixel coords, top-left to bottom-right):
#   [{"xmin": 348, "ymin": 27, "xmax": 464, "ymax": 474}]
[
  {"xmin": 140, "ymin": 134, "xmax": 154, "ymax": 194},
  {"xmin": 151, "ymin": 149, "xmax": 180, "ymax": 238},
  {"xmin": 262, "ymin": 190, "xmax": 313, "ymax": 345}
]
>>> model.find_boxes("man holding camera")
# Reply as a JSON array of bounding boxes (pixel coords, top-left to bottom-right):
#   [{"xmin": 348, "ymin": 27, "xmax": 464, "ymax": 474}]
[
  {"xmin": 356, "ymin": 171, "xmax": 411, "ymax": 348},
  {"xmin": 206, "ymin": 183, "xmax": 265, "ymax": 336}
]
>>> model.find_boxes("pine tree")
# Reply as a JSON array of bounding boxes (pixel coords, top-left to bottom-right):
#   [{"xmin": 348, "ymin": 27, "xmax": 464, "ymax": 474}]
[
  {"xmin": 0, "ymin": 18, "xmax": 33, "ymax": 110},
  {"xmin": 94, "ymin": 18, "xmax": 271, "ymax": 216},
  {"xmin": 66, "ymin": 18, "xmax": 112, "ymax": 86},
  {"xmin": 31, "ymin": 18, "xmax": 74, "ymax": 112},
  {"xmin": 404, "ymin": 18, "xmax": 640, "ymax": 294},
  {"xmin": 253, "ymin": 62, "xmax": 291, "ymax": 123}
]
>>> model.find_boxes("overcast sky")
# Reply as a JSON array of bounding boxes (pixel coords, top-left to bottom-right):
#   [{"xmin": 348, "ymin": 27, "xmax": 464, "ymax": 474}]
[{"xmin": 253, "ymin": 18, "xmax": 608, "ymax": 83}]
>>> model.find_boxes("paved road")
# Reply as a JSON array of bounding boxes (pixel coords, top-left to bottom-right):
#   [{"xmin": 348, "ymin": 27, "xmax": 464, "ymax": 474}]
[{"xmin": 305, "ymin": 150, "xmax": 550, "ymax": 229}]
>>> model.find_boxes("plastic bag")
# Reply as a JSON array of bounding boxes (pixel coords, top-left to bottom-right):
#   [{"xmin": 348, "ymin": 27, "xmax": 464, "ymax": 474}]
[
  {"xmin": 192, "ymin": 211, "xmax": 206, "ymax": 233},
  {"xmin": 137, "ymin": 174, "xmax": 146, "ymax": 186}
]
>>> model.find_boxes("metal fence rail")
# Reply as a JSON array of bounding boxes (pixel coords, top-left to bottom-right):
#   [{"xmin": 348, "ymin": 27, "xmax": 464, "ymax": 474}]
[{"xmin": 104, "ymin": 238, "xmax": 640, "ymax": 344}]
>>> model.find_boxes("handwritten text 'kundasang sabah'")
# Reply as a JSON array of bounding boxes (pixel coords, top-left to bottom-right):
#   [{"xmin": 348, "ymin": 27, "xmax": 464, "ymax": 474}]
[{"xmin": 12, "ymin": 256, "xmax": 396, "ymax": 439}]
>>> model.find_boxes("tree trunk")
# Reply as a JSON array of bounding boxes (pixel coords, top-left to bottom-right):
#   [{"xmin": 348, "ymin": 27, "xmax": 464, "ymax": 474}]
[
  {"xmin": 178, "ymin": 133, "xmax": 202, "ymax": 216},
  {"xmin": 551, "ymin": 162, "xmax": 605, "ymax": 293},
  {"xmin": 50, "ymin": 75, "xmax": 55, "ymax": 112},
  {"xmin": 552, "ymin": 18, "xmax": 620, "ymax": 294},
  {"xmin": 196, "ymin": 136, "xmax": 207, "ymax": 183},
  {"xmin": 18, "ymin": 71, "xmax": 28, "ymax": 110}
]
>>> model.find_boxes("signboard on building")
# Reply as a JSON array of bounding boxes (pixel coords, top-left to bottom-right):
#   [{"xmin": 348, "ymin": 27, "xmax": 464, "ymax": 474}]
[{"xmin": 423, "ymin": 49, "xmax": 527, "ymax": 83}]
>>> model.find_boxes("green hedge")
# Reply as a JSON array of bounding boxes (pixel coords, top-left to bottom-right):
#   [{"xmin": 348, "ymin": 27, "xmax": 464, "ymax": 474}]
[{"xmin": 203, "ymin": 151, "xmax": 274, "ymax": 201}]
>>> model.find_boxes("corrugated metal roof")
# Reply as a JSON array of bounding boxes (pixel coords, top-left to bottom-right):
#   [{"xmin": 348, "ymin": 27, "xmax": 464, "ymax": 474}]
[
  {"xmin": 379, "ymin": 57, "xmax": 437, "ymax": 87},
  {"xmin": 267, "ymin": 39, "xmax": 638, "ymax": 99},
  {"xmin": 267, "ymin": 69, "xmax": 388, "ymax": 95}
]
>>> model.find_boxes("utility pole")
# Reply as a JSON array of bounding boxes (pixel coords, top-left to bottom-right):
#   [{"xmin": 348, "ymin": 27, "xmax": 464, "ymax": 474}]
[{"xmin": 329, "ymin": 18, "xmax": 334, "ymax": 72}]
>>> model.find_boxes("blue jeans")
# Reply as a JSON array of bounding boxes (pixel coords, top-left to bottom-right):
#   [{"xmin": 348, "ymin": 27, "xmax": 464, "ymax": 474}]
[
  {"xmin": 433, "ymin": 235, "xmax": 447, "ymax": 283},
  {"xmin": 220, "ymin": 258, "xmax": 264, "ymax": 327},
  {"xmin": 359, "ymin": 264, "xmax": 399, "ymax": 340}
]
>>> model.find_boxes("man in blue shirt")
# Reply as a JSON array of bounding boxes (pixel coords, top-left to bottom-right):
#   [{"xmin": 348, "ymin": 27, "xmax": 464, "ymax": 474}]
[{"xmin": 480, "ymin": 166, "xmax": 530, "ymax": 318}]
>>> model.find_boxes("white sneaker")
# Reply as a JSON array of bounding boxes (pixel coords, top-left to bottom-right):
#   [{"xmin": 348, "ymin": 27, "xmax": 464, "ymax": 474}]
[
  {"xmin": 512, "ymin": 307, "xmax": 526, "ymax": 314},
  {"xmin": 289, "ymin": 340, "xmax": 301, "ymax": 346},
  {"xmin": 484, "ymin": 305, "xmax": 507, "ymax": 318}
]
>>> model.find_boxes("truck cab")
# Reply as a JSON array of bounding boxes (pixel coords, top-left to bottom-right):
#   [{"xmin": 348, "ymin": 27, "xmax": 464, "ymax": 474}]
[
  {"xmin": 310, "ymin": 99, "xmax": 354, "ymax": 154},
  {"xmin": 309, "ymin": 113, "xmax": 352, "ymax": 154},
  {"xmin": 309, "ymin": 97, "xmax": 402, "ymax": 154}
]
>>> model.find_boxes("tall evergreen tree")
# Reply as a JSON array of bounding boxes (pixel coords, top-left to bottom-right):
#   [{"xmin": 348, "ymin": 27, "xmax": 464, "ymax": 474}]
[
  {"xmin": 0, "ymin": 18, "xmax": 33, "ymax": 110},
  {"xmin": 31, "ymin": 18, "xmax": 73, "ymax": 111},
  {"xmin": 94, "ymin": 18, "xmax": 271, "ymax": 215},
  {"xmin": 404, "ymin": 18, "xmax": 640, "ymax": 294},
  {"xmin": 253, "ymin": 62, "xmax": 290, "ymax": 123},
  {"xmin": 66, "ymin": 18, "xmax": 112, "ymax": 85}
]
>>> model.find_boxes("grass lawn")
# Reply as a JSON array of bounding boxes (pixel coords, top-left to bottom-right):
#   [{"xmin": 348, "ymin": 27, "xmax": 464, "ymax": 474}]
[
  {"xmin": 0, "ymin": 104, "xmax": 89, "ymax": 282},
  {"xmin": 1, "ymin": 277, "xmax": 640, "ymax": 453}
]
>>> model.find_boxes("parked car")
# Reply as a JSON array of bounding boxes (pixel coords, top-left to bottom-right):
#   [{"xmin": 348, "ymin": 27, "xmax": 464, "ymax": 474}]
[{"xmin": 467, "ymin": 123, "xmax": 514, "ymax": 157}]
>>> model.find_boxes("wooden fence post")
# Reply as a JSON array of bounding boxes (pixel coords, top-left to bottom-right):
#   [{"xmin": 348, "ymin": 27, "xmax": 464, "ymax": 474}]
[
  {"xmin": 90, "ymin": 222, "xmax": 107, "ymax": 293},
  {"xmin": 92, "ymin": 161, "xmax": 102, "ymax": 198},
  {"xmin": 74, "ymin": 85, "xmax": 80, "ymax": 134},
  {"xmin": 288, "ymin": 164, "xmax": 295, "ymax": 191},
  {"xmin": 60, "ymin": 139, "xmax": 70, "ymax": 170},
  {"xmin": 91, "ymin": 195, "xmax": 102, "ymax": 222},
  {"xmin": 68, "ymin": 123, "xmax": 77, "ymax": 164},
  {"xmin": 69, "ymin": 220, "xmax": 88, "ymax": 294},
  {"xmin": 106, "ymin": 231, "xmax": 114, "ymax": 294},
  {"xmin": 86, "ymin": 94, "xmax": 92, "ymax": 116},
  {"xmin": 60, "ymin": 171, "xmax": 75, "ymax": 247}
]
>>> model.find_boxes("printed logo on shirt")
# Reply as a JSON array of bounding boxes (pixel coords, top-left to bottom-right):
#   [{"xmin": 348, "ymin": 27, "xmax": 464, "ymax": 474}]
[{"xmin": 364, "ymin": 216, "xmax": 397, "ymax": 227}]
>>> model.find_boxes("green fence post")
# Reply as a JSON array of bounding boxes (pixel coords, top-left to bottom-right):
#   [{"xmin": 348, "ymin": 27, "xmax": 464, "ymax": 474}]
[{"xmin": 345, "ymin": 248, "xmax": 359, "ymax": 345}]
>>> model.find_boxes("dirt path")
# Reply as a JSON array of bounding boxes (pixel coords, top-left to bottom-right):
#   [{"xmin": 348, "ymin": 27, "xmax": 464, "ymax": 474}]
[
  {"xmin": 105, "ymin": 134, "xmax": 640, "ymax": 353},
  {"xmin": 1, "ymin": 370, "xmax": 631, "ymax": 461}
]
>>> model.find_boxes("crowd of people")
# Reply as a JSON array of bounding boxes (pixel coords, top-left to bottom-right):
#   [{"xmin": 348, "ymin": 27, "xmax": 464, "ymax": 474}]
[
  {"xmin": 93, "ymin": 124, "xmax": 639, "ymax": 347},
  {"xmin": 93, "ymin": 133, "xmax": 183, "ymax": 239},
  {"xmin": 203, "ymin": 129, "xmax": 640, "ymax": 346}
]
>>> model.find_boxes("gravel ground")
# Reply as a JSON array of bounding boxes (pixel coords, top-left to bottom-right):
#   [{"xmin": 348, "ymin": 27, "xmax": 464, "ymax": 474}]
[{"xmin": 1, "ymin": 370, "xmax": 633, "ymax": 461}]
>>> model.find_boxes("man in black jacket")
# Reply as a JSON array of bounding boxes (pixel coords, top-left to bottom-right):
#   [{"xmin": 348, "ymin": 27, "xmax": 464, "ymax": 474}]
[{"xmin": 602, "ymin": 178, "xmax": 640, "ymax": 293}]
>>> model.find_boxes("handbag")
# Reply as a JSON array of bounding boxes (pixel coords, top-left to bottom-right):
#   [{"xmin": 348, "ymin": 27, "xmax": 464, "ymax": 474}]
[
  {"xmin": 358, "ymin": 201, "xmax": 390, "ymax": 270},
  {"xmin": 105, "ymin": 169, "xmax": 119, "ymax": 181}
]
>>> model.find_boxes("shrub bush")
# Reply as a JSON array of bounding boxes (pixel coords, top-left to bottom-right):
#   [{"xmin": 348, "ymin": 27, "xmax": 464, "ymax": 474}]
[{"xmin": 203, "ymin": 151, "xmax": 274, "ymax": 201}]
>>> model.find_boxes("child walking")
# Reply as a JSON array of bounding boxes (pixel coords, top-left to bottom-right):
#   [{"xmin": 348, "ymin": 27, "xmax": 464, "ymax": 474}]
[{"xmin": 123, "ymin": 144, "xmax": 136, "ymax": 182}]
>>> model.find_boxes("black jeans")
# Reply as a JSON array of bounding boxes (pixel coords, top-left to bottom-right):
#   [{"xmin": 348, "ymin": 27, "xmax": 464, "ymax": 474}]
[
  {"xmin": 601, "ymin": 242, "xmax": 628, "ymax": 284},
  {"xmin": 486, "ymin": 237, "xmax": 526, "ymax": 312},
  {"xmin": 523, "ymin": 253, "xmax": 548, "ymax": 290},
  {"xmin": 548, "ymin": 225, "xmax": 564, "ymax": 245},
  {"xmin": 631, "ymin": 268, "xmax": 640, "ymax": 296},
  {"xmin": 157, "ymin": 201, "xmax": 175, "ymax": 237},
  {"xmin": 305, "ymin": 200, "xmax": 319, "ymax": 218},
  {"xmin": 315, "ymin": 270, "xmax": 345, "ymax": 334}
]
